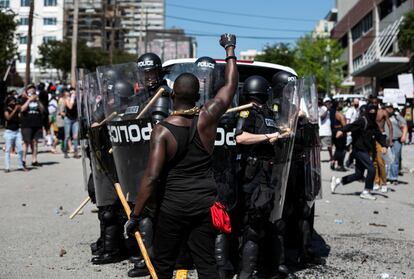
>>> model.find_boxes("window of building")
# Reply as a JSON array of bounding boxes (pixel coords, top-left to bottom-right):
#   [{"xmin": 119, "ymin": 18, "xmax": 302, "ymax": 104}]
[
  {"xmin": 340, "ymin": 34, "xmax": 348, "ymax": 48},
  {"xmin": 379, "ymin": 0, "xmax": 393, "ymax": 20},
  {"xmin": 19, "ymin": 17, "xmax": 29, "ymax": 25},
  {"xmin": 0, "ymin": 0, "xmax": 10, "ymax": 8},
  {"xmin": 20, "ymin": 0, "xmax": 30, "ymax": 6},
  {"xmin": 44, "ymin": 0, "xmax": 57, "ymax": 6},
  {"xmin": 353, "ymin": 55, "xmax": 363, "ymax": 70},
  {"xmin": 43, "ymin": 17, "xmax": 57, "ymax": 25},
  {"xmin": 351, "ymin": 12, "xmax": 372, "ymax": 41},
  {"xmin": 19, "ymin": 36, "xmax": 28, "ymax": 44},
  {"xmin": 43, "ymin": 36, "xmax": 56, "ymax": 43}
]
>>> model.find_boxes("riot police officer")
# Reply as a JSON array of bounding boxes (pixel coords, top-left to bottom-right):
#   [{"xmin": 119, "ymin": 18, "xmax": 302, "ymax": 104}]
[
  {"xmin": 273, "ymin": 71, "xmax": 324, "ymax": 266},
  {"xmin": 137, "ymin": 52, "xmax": 170, "ymax": 123},
  {"xmin": 88, "ymin": 90, "xmax": 126, "ymax": 265},
  {"xmin": 127, "ymin": 53, "xmax": 171, "ymax": 277},
  {"xmin": 235, "ymin": 75, "xmax": 294, "ymax": 279}
]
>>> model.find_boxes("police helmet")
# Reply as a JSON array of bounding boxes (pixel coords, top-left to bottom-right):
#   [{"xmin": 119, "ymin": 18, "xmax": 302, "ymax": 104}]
[
  {"xmin": 271, "ymin": 71, "xmax": 296, "ymax": 98},
  {"xmin": 137, "ymin": 52, "xmax": 162, "ymax": 72},
  {"xmin": 112, "ymin": 80, "xmax": 133, "ymax": 107},
  {"xmin": 195, "ymin": 56, "xmax": 216, "ymax": 71},
  {"xmin": 137, "ymin": 53, "xmax": 162, "ymax": 89},
  {"xmin": 102, "ymin": 68, "xmax": 118, "ymax": 83},
  {"xmin": 242, "ymin": 75, "xmax": 270, "ymax": 104}
]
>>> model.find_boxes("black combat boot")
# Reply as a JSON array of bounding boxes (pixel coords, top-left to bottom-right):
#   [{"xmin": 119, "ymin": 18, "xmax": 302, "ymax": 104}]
[
  {"xmin": 91, "ymin": 206, "xmax": 125, "ymax": 264},
  {"xmin": 90, "ymin": 209, "xmax": 105, "ymax": 256},
  {"xmin": 238, "ymin": 240, "xmax": 259, "ymax": 279}
]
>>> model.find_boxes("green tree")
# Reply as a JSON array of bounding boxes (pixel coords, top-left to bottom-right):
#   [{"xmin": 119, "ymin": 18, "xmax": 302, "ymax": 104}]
[
  {"xmin": 255, "ymin": 43, "xmax": 296, "ymax": 67},
  {"xmin": 294, "ymin": 35, "xmax": 344, "ymax": 94},
  {"xmin": 36, "ymin": 40, "xmax": 136, "ymax": 78},
  {"xmin": 0, "ymin": 11, "xmax": 17, "ymax": 75},
  {"xmin": 398, "ymin": 10, "xmax": 414, "ymax": 71}
]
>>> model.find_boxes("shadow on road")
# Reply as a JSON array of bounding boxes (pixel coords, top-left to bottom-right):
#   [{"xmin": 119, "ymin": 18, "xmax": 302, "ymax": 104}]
[{"xmin": 285, "ymin": 229, "xmax": 331, "ymax": 272}]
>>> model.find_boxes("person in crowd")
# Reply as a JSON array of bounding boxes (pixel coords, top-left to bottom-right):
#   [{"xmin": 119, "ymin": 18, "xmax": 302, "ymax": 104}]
[
  {"xmin": 38, "ymin": 82, "xmax": 50, "ymax": 146},
  {"xmin": 330, "ymin": 100, "xmax": 347, "ymax": 171},
  {"xmin": 3, "ymin": 92, "xmax": 25, "ymax": 172},
  {"xmin": 48, "ymin": 90, "xmax": 59, "ymax": 153},
  {"xmin": 370, "ymin": 97, "xmax": 393, "ymax": 192},
  {"xmin": 319, "ymin": 97, "xmax": 333, "ymax": 162},
  {"xmin": 384, "ymin": 103, "xmax": 408, "ymax": 185},
  {"xmin": 345, "ymin": 98, "xmax": 360, "ymax": 168},
  {"xmin": 20, "ymin": 84, "xmax": 45, "ymax": 167},
  {"xmin": 402, "ymin": 102, "xmax": 413, "ymax": 144},
  {"xmin": 125, "ymin": 33, "xmax": 238, "ymax": 279},
  {"xmin": 331, "ymin": 104, "xmax": 387, "ymax": 200},
  {"xmin": 63, "ymin": 87, "xmax": 79, "ymax": 158}
]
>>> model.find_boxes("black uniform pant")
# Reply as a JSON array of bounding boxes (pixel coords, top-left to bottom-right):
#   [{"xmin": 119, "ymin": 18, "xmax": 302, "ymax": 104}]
[
  {"xmin": 342, "ymin": 150, "xmax": 375, "ymax": 190},
  {"xmin": 333, "ymin": 134, "xmax": 347, "ymax": 167},
  {"xmin": 152, "ymin": 210, "xmax": 218, "ymax": 279}
]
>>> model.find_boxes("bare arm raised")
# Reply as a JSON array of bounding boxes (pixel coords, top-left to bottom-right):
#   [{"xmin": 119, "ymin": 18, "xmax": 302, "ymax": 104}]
[{"xmin": 198, "ymin": 34, "xmax": 239, "ymax": 152}]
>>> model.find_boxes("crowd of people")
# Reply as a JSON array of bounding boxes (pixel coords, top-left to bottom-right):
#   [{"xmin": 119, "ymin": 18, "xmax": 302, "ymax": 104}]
[
  {"xmin": 318, "ymin": 96, "xmax": 412, "ymax": 200},
  {"xmin": 2, "ymin": 82, "xmax": 81, "ymax": 172}
]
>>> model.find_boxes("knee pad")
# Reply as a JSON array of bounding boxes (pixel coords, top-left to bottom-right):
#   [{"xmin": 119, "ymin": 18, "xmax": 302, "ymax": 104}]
[
  {"xmin": 101, "ymin": 206, "xmax": 118, "ymax": 225},
  {"xmin": 215, "ymin": 234, "xmax": 229, "ymax": 267},
  {"xmin": 241, "ymin": 240, "xmax": 258, "ymax": 273},
  {"xmin": 138, "ymin": 217, "xmax": 153, "ymax": 247}
]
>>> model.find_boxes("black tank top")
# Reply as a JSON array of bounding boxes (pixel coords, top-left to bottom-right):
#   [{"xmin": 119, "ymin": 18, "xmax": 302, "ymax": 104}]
[{"xmin": 158, "ymin": 119, "xmax": 217, "ymax": 216}]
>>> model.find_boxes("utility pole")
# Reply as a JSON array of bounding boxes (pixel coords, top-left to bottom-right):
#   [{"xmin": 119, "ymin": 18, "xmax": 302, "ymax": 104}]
[
  {"xmin": 25, "ymin": 0, "xmax": 34, "ymax": 86},
  {"xmin": 138, "ymin": 3, "xmax": 144, "ymax": 57},
  {"xmin": 144, "ymin": 8, "xmax": 148, "ymax": 53},
  {"xmin": 109, "ymin": 0, "xmax": 117, "ymax": 64},
  {"xmin": 71, "ymin": 0, "xmax": 79, "ymax": 87}
]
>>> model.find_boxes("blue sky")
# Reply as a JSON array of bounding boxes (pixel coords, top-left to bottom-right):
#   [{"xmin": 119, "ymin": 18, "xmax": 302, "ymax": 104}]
[{"xmin": 165, "ymin": 0, "xmax": 335, "ymax": 58}]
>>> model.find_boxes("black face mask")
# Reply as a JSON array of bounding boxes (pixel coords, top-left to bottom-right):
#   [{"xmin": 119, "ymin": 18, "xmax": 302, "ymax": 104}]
[{"xmin": 367, "ymin": 112, "xmax": 377, "ymax": 122}]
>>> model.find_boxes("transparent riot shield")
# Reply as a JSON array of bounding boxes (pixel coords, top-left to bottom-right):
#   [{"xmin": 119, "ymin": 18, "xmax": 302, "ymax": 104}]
[
  {"xmin": 84, "ymin": 72, "xmax": 118, "ymax": 207},
  {"xmin": 269, "ymin": 80, "xmax": 301, "ymax": 222},
  {"xmin": 299, "ymin": 76, "xmax": 322, "ymax": 204},
  {"xmin": 76, "ymin": 68, "xmax": 90, "ymax": 191},
  {"xmin": 164, "ymin": 63, "xmax": 239, "ymax": 210},
  {"xmin": 96, "ymin": 63, "xmax": 152, "ymax": 203}
]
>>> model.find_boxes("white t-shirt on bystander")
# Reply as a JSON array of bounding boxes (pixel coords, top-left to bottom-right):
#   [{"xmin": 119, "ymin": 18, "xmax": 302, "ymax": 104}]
[{"xmin": 319, "ymin": 106, "xmax": 332, "ymax": 137}]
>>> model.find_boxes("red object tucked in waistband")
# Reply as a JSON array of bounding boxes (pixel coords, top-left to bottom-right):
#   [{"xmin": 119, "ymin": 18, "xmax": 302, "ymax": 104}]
[{"xmin": 210, "ymin": 202, "xmax": 231, "ymax": 234}]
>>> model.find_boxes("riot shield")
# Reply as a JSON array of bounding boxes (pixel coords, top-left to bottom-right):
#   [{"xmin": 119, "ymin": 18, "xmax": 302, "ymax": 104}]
[
  {"xmin": 299, "ymin": 76, "xmax": 322, "ymax": 204},
  {"xmin": 76, "ymin": 68, "xmax": 90, "ymax": 191},
  {"xmin": 269, "ymin": 80, "xmax": 301, "ymax": 222},
  {"xmin": 84, "ymin": 72, "xmax": 119, "ymax": 207},
  {"xmin": 164, "ymin": 63, "xmax": 239, "ymax": 210},
  {"xmin": 96, "ymin": 63, "xmax": 152, "ymax": 203}
]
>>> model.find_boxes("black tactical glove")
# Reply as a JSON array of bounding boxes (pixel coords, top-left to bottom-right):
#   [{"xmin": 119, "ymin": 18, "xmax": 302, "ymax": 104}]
[
  {"xmin": 220, "ymin": 33, "xmax": 236, "ymax": 49},
  {"xmin": 124, "ymin": 212, "xmax": 141, "ymax": 238}
]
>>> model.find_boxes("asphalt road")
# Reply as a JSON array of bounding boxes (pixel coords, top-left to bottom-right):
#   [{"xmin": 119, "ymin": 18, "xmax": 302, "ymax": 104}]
[{"xmin": 0, "ymin": 133, "xmax": 413, "ymax": 279}]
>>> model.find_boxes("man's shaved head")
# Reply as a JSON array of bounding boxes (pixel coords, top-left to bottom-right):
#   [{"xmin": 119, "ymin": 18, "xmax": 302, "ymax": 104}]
[{"xmin": 173, "ymin": 73, "xmax": 200, "ymax": 105}]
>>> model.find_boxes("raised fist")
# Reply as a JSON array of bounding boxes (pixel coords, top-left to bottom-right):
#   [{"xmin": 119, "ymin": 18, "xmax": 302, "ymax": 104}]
[{"xmin": 220, "ymin": 33, "xmax": 236, "ymax": 49}]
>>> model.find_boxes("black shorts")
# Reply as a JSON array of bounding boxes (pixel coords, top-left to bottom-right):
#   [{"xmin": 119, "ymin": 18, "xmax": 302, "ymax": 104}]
[
  {"xmin": 57, "ymin": 127, "xmax": 65, "ymax": 141},
  {"xmin": 22, "ymin": 127, "xmax": 43, "ymax": 143}
]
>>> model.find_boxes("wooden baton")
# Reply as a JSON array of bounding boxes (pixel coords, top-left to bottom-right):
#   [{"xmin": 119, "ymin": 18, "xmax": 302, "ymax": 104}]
[
  {"xmin": 69, "ymin": 196, "xmax": 91, "ymax": 219},
  {"xmin": 97, "ymin": 111, "xmax": 117, "ymax": 126},
  {"xmin": 114, "ymin": 183, "xmax": 158, "ymax": 279},
  {"xmin": 136, "ymin": 87, "xmax": 165, "ymax": 119},
  {"xmin": 269, "ymin": 128, "xmax": 292, "ymax": 144},
  {"xmin": 225, "ymin": 103, "xmax": 253, "ymax": 114}
]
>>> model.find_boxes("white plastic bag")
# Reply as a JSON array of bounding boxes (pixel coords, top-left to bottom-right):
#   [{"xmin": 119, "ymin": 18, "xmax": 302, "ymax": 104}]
[{"xmin": 382, "ymin": 147, "xmax": 395, "ymax": 165}]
